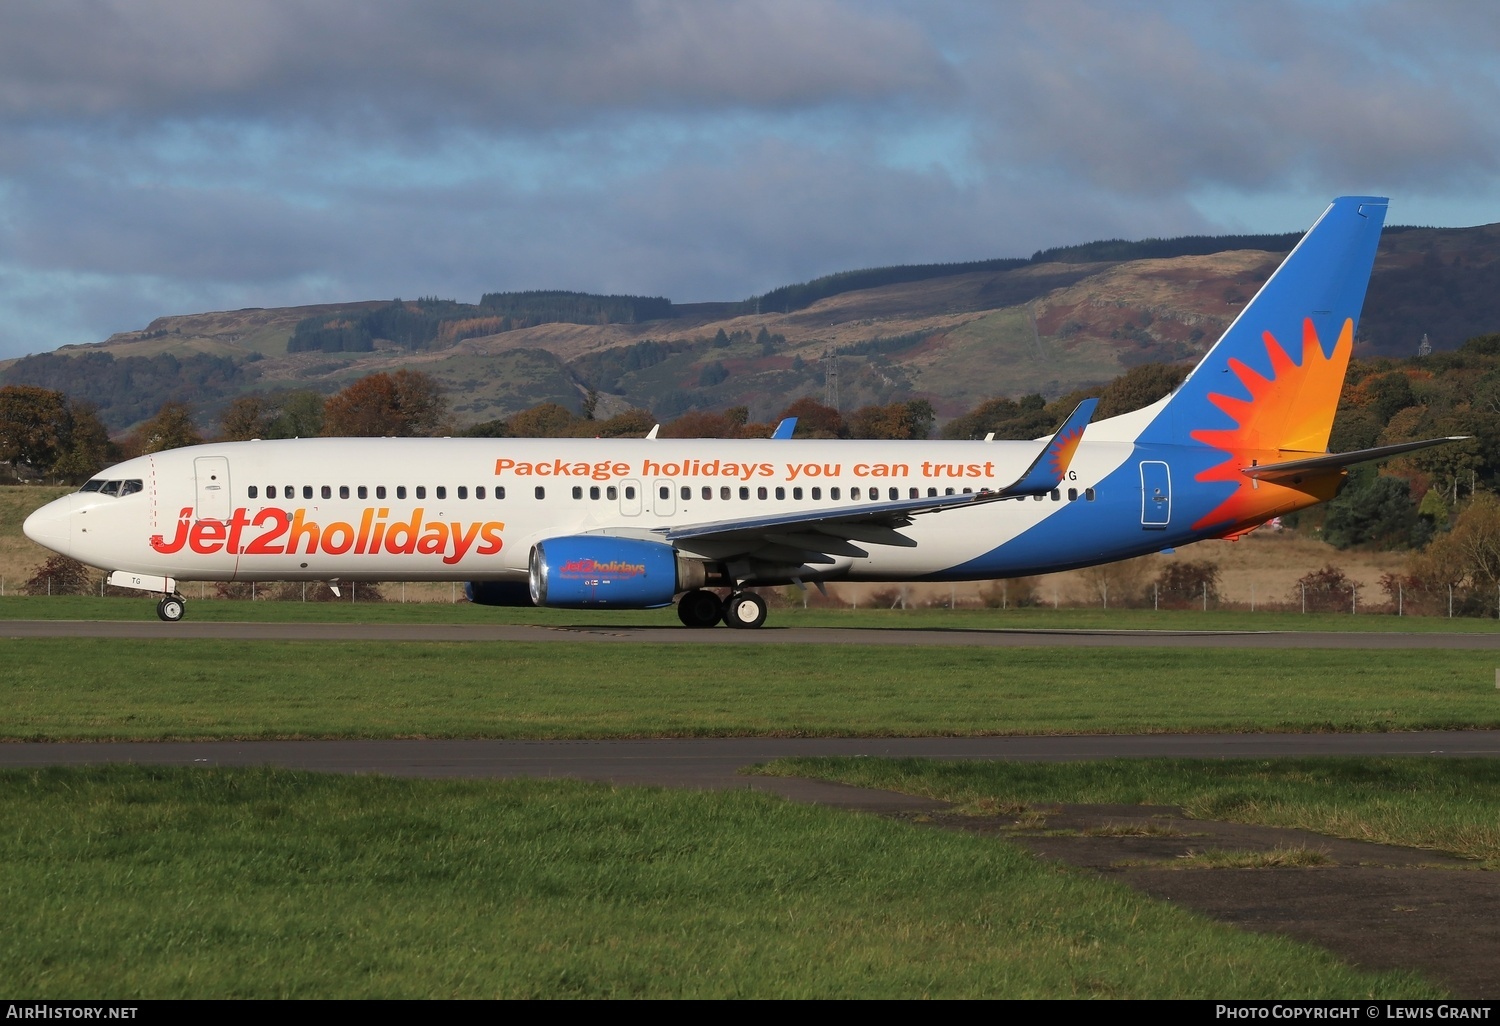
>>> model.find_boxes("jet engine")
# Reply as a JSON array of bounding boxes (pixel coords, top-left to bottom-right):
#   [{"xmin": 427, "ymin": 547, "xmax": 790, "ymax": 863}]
[{"xmin": 528, "ymin": 536, "xmax": 707, "ymax": 608}]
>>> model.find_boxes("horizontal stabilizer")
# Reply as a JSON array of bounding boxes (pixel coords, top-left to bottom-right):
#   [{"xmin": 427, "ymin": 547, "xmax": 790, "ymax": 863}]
[{"xmin": 1241, "ymin": 437, "xmax": 1469, "ymax": 481}]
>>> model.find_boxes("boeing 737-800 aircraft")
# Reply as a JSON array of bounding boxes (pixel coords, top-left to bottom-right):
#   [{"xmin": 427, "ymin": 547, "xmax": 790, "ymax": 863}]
[{"xmin": 23, "ymin": 197, "xmax": 1460, "ymax": 626}]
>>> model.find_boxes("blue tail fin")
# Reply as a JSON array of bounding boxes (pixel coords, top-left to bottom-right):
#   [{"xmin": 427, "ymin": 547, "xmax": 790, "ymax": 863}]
[{"xmin": 1140, "ymin": 196, "xmax": 1387, "ymax": 451}]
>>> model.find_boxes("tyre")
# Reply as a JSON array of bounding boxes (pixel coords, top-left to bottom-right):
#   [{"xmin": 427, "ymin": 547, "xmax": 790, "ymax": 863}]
[
  {"xmin": 676, "ymin": 589, "xmax": 723, "ymax": 628},
  {"xmin": 723, "ymin": 591, "xmax": 767, "ymax": 629},
  {"xmin": 156, "ymin": 596, "xmax": 185, "ymax": 622}
]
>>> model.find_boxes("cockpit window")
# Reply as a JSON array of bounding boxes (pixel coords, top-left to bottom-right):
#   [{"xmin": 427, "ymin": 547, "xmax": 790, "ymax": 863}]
[{"xmin": 79, "ymin": 478, "xmax": 143, "ymax": 497}]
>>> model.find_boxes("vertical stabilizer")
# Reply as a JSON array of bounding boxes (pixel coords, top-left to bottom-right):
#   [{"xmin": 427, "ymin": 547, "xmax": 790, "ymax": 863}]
[{"xmin": 1141, "ymin": 196, "xmax": 1387, "ymax": 451}]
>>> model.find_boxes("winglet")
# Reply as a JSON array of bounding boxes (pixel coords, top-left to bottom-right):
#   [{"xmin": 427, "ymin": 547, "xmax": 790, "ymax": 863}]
[
  {"xmin": 645, "ymin": 424, "xmax": 660, "ymax": 440},
  {"xmin": 772, "ymin": 417, "xmax": 797, "ymax": 439},
  {"xmin": 1001, "ymin": 399, "xmax": 1098, "ymax": 495}
]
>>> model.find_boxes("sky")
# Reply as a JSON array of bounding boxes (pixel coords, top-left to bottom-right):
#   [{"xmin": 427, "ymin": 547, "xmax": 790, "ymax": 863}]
[{"xmin": 2, "ymin": 0, "xmax": 1499, "ymax": 360}]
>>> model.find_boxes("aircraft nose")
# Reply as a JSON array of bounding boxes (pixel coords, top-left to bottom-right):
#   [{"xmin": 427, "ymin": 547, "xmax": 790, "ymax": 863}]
[{"xmin": 23, "ymin": 496, "xmax": 73, "ymax": 556}]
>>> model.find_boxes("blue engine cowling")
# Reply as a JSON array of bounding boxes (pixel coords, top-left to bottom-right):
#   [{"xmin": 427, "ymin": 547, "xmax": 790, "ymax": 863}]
[
  {"xmin": 529, "ymin": 536, "xmax": 703, "ymax": 608},
  {"xmin": 464, "ymin": 581, "xmax": 536, "ymax": 607}
]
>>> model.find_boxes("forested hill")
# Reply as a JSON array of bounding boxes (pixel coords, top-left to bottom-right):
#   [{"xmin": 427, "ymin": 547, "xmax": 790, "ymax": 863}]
[{"xmin": 3, "ymin": 221, "xmax": 1498, "ymax": 433}]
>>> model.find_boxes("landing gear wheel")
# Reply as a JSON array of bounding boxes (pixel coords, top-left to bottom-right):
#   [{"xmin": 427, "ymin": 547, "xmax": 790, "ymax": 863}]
[
  {"xmin": 156, "ymin": 595, "xmax": 186, "ymax": 622},
  {"xmin": 723, "ymin": 591, "xmax": 768, "ymax": 629},
  {"xmin": 676, "ymin": 589, "xmax": 724, "ymax": 628}
]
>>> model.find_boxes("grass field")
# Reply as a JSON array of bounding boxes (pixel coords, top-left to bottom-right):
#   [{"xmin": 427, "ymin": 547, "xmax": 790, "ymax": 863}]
[
  {"xmin": 752, "ymin": 757, "xmax": 1500, "ymax": 869},
  {"xmin": 4, "ymin": 593, "xmax": 1500, "ymax": 632},
  {"xmin": 0, "ymin": 766, "xmax": 1441, "ymax": 999},
  {"xmin": 2, "ymin": 638, "xmax": 1497, "ymax": 739}
]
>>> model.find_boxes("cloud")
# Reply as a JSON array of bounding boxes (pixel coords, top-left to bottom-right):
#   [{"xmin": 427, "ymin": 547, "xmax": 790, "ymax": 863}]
[
  {"xmin": 0, "ymin": 1, "xmax": 952, "ymax": 131},
  {"xmin": 1, "ymin": 1, "xmax": 1498, "ymax": 360}
]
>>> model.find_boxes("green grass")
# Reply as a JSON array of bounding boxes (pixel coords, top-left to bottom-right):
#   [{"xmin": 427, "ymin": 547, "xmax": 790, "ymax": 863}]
[
  {"xmin": 4, "ymin": 594, "xmax": 1500, "ymax": 631},
  {"xmin": 3, "ymin": 640, "xmax": 1499, "ymax": 739},
  {"xmin": 0, "ymin": 636, "xmax": 1494, "ymax": 741},
  {"xmin": 0, "ymin": 766, "xmax": 1441, "ymax": 999},
  {"xmin": 752, "ymin": 757, "xmax": 1500, "ymax": 867}
]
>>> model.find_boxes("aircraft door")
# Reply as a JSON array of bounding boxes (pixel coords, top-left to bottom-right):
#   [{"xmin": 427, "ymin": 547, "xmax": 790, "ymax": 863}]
[
  {"xmin": 195, "ymin": 457, "xmax": 232, "ymax": 520},
  {"xmin": 1139, "ymin": 461, "xmax": 1170, "ymax": 528},
  {"xmin": 620, "ymin": 479, "xmax": 642, "ymax": 517},
  {"xmin": 653, "ymin": 479, "xmax": 675, "ymax": 516}
]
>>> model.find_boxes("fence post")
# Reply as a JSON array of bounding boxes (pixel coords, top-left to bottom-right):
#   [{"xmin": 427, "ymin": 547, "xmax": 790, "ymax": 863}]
[
  {"xmin": 1202, "ymin": 580, "xmax": 1207, "ymax": 611},
  {"xmin": 1301, "ymin": 582, "xmax": 1306, "ymax": 614},
  {"xmin": 1102, "ymin": 582, "xmax": 1107, "ymax": 610},
  {"xmin": 48, "ymin": 577, "xmax": 51, "ymax": 597},
  {"xmin": 1351, "ymin": 586, "xmax": 1356, "ymax": 615},
  {"xmin": 1251, "ymin": 583, "xmax": 1255, "ymax": 612},
  {"xmin": 1154, "ymin": 582, "xmax": 1158, "ymax": 611},
  {"xmin": 1002, "ymin": 580, "xmax": 1008, "ymax": 610},
  {"xmin": 1449, "ymin": 584, "xmax": 1454, "ymax": 619},
  {"xmin": 1398, "ymin": 581, "xmax": 1403, "ymax": 617}
]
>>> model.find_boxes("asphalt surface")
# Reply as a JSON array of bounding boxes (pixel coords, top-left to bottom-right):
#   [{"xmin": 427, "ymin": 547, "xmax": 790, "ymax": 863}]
[
  {"xmin": 5, "ymin": 618, "xmax": 1500, "ymax": 648},
  {"xmin": 4, "ymin": 733, "xmax": 1498, "ymax": 810}
]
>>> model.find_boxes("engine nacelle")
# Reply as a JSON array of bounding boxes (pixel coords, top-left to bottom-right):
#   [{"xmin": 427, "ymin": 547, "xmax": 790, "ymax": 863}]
[
  {"xmin": 464, "ymin": 581, "xmax": 536, "ymax": 607},
  {"xmin": 529, "ymin": 536, "xmax": 706, "ymax": 609}
]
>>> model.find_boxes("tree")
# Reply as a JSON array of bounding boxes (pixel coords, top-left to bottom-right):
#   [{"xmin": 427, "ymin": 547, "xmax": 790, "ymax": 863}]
[
  {"xmin": 321, "ymin": 371, "xmax": 445, "ymax": 437},
  {"xmin": 779, "ymin": 398, "xmax": 844, "ymax": 438},
  {"xmin": 660, "ymin": 410, "xmax": 738, "ymax": 438},
  {"xmin": 50, "ymin": 404, "xmax": 116, "ymax": 481},
  {"xmin": 1094, "ymin": 363, "xmax": 1189, "ymax": 419},
  {"xmin": 134, "ymin": 401, "xmax": 204, "ymax": 454},
  {"xmin": 270, "ymin": 391, "xmax": 326, "ymax": 438},
  {"xmin": 0, "ymin": 385, "xmax": 71, "ymax": 471},
  {"xmin": 506, "ymin": 402, "xmax": 584, "ymax": 437},
  {"xmin": 218, "ymin": 396, "xmax": 275, "ymax": 441}
]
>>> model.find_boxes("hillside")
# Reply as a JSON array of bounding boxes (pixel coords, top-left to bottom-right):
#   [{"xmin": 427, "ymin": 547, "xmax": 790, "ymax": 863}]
[{"xmin": 4, "ymin": 223, "xmax": 1499, "ymax": 432}]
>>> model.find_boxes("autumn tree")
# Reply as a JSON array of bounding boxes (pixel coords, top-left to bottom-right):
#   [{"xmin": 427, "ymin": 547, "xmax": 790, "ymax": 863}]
[
  {"xmin": 321, "ymin": 371, "xmax": 445, "ymax": 437},
  {"xmin": 779, "ymin": 398, "xmax": 844, "ymax": 438},
  {"xmin": 130, "ymin": 401, "xmax": 204, "ymax": 455},
  {"xmin": 0, "ymin": 385, "xmax": 72, "ymax": 472},
  {"xmin": 505, "ymin": 402, "xmax": 585, "ymax": 437},
  {"xmin": 219, "ymin": 396, "xmax": 276, "ymax": 441},
  {"xmin": 847, "ymin": 399, "xmax": 935, "ymax": 440}
]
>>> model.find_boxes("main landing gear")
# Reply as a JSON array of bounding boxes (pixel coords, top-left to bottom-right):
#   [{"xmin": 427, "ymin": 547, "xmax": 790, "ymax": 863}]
[
  {"xmin": 156, "ymin": 595, "xmax": 186, "ymax": 622},
  {"xmin": 676, "ymin": 589, "xmax": 768, "ymax": 629}
]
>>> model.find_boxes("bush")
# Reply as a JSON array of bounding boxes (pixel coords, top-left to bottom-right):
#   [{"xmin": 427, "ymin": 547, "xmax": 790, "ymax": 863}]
[
  {"xmin": 1152, "ymin": 560, "xmax": 1221, "ymax": 609},
  {"xmin": 1292, "ymin": 564, "xmax": 1358, "ymax": 613},
  {"xmin": 979, "ymin": 577, "xmax": 1041, "ymax": 608},
  {"xmin": 24, "ymin": 556, "xmax": 94, "ymax": 596}
]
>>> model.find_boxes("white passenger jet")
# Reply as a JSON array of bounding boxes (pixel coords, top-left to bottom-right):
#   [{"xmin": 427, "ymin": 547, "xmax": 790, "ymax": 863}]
[{"xmin": 23, "ymin": 197, "xmax": 1460, "ymax": 626}]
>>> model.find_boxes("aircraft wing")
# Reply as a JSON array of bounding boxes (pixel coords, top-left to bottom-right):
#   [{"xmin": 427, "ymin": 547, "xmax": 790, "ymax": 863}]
[
  {"xmin": 1241, "ymin": 436, "xmax": 1468, "ymax": 482},
  {"xmin": 657, "ymin": 399, "xmax": 1097, "ymax": 565}
]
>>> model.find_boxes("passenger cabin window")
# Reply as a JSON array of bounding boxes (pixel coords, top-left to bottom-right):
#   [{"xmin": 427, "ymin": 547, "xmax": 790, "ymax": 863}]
[
  {"xmin": 740, "ymin": 486, "xmax": 749, "ymax": 500},
  {"xmin": 339, "ymin": 486, "xmax": 350, "ymax": 499},
  {"xmin": 889, "ymin": 488, "xmax": 899, "ymax": 501},
  {"xmin": 495, "ymin": 487, "xmax": 505, "ymax": 499},
  {"xmin": 303, "ymin": 486, "xmax": 313, "ymax": 499},
  {"xmin": 811, "ymin": 487, "xmax": 821, "ymax": 500},
  {"xmin": 416, "ymin": 486, "xmax": 426, "ymax": 499},
  {"xmin": 436, "ymin": 486, "xmax": 446, "ymax": 499},
  {"xmin": 681, "ymin": 486, "xmax": 691, "ymax": 500},
  {"xmin": 757, "ymin": 486, "xmax": 767, "ymax": 500},
  {"xmin": 792, "ymin": 487, "xmax": 803, "ymax": 500},
  {"xmin": 535, "ymin": 486, "xmax": 545, "ymax": 499},
  {"xmin": 624, "ymin": 486, "xmax": 636, "ymax": 499},
  {"xmin": 775, "ymin": 487, "xmax": 785, "ymax": 500},
  {"xmin": 376, "ymin": 486, "xmax": 387, "ymax": 500},
  {"xmin": 851, "ymin": 487, "xmax": 861, "ymax": 499},
  {"xmin": 396, "ymin": 486, "xmax": 407, "ymax": 500},
  {"xmin": 322, "ymin": 486, "xmax": 332, "ymax": 499},
  {"xmin": 248, "ymin": 486, "xmax": 258, "ymax": 499},
  {"xmin": 476, "ymin": 486, "xmax": 486, "ymax": 499},
  {"xmin": 1086, "ymin": 488, "xmax": 1097, "ymax": 501},
  {"xmin": 572, "ymin": 486, "xmax": 583, "ymax": 500},
  {"xmin": 457, "ymin": 486, "xmax": 467, "ymax": 499},
  {"xmin": 720, "ymin": 486, "xmax": 730, "ymax": 500},
  {"xmin": 659, "ymin": 486, "xmax": 669, "ymax": 500},
  {"xmin": 267, "ymin": 485, "xmax": 278, "ymax": 499},
  {"xmin": 592, "ymin": 486, "xmax": 602, "ymax": 500},
  {"xmin": 606, "ymin": 486, "xmax": 616, "ymax": 500},
  {"xmin": 358, "ymin": 486, "xmax": 368, "ymax": 499},
  {"xmin": 702, "ymin": 486, "xmax": 712, "ymax": 500},
  {"xmin": 830, "ymin": 487, "xmax": 840, "ymax": 500}
]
